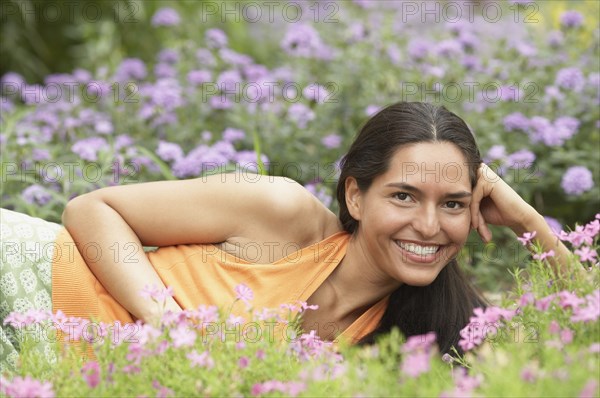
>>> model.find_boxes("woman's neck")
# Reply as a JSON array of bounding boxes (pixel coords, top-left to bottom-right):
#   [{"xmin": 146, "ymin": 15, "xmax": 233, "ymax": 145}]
[{"xmin": 325, "ymin": 233, "xmax": 402, "ymax": 320}]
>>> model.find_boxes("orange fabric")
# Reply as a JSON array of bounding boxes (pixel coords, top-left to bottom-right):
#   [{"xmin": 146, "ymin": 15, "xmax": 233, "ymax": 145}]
[{"xmin": 52, "ymin": 228, "xmax": 387, "ymax": 344}]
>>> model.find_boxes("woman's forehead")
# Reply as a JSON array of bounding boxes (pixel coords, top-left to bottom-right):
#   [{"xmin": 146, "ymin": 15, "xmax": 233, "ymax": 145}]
[{"xmin": 379, "ymin": 142, "xmax": 472, "ymax": 187}]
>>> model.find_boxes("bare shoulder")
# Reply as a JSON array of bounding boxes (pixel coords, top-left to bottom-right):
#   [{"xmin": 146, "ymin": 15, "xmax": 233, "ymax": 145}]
[{"xmin": 226, "ymin": 174, "xmax": 341, "ymax": 250}]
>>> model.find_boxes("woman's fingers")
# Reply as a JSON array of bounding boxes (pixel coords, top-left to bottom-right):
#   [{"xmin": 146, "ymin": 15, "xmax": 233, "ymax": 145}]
[
  {"xmin": 477, "ymin": 211, "xmax": 492, "ymax": 243},
  {"xmin": 470, "ymin": 164, "xmax": 486, "ymax": 229}
]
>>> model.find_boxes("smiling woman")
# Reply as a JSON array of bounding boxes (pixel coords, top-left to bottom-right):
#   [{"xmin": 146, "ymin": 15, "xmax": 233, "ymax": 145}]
[{"xmin": 0, "ymin": 102, "xmax": 573, "ymax": 371}]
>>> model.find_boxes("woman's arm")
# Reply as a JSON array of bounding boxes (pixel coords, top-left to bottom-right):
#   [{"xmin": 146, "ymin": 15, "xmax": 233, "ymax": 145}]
[
  {"xmin": 62, "ymin": 173, "xmax": 317, "ymax": 322},
  {"xmin": 469, "ymin": 164, "xmax": 575, "ymax": 278}
]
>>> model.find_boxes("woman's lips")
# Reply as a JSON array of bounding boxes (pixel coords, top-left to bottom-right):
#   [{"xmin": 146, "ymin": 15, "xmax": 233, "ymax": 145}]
[{"xmin": 394, "ymin": 239, "xmax": 444, "ymax": 264}]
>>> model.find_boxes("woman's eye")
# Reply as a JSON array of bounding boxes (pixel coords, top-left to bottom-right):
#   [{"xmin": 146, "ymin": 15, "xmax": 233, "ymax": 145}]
[
  {"xmin": 394, "ymin": 193, "xmax": 411, "ymax": 201},
  {"xmin": 446, "ymin": 201, "xmax": 463, "ymax": 209}
]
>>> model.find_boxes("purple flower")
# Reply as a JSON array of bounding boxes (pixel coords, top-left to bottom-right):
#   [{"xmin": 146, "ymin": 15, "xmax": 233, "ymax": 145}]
[
  {"xmin": 158, "ymin": 49, "xmax": 179, "ymax": 64},
  {"xmin": 206, "ymin": 28, "xmax": 228, "ymax": 48},
  {"xmin": 321, "ymin": 134, "xmax": 342, "ymax": 149},
  {"xmin": 407, "ymin": 38, "xmax": 431, "ymax": 60},
  {"xmin": 32, "ymin": 148, "xmax": 50, "ymax": 161},
  {"xmin": 151, "ymin": 7, "xmax": 180, "ymax": 27},
  {"xmin": 216, "ymin": 69, "xmax": 243, "ymax": 91},
  {"xmin": 1, "ymin": 72, "xmax": 26, "ymax": 88},
  {"xmin": 503, "ymin": 112, "xmax": 529, "ymax": 132},
  {"xmin": 187, "ymin": 350, "xmax": 214, "ymax": 369},
  {"xmin": 22, "ymin": 184, "xmax": 52, "ymax": 206},
  {"xmin": 195, "ymin": 48, "xmax": 217, "ymax": 67},
  {"xmin": 548, "ymin": 30, "xmax": 565, "ymax": 47},
  {"xmin": 533, "ymin": 250, "xmax": 555, "ymax": 261},
  {"xmin": 209, "ymin": 95, "xmax": 233, "ymax": 110},
  {"xmin": 435, "ymin": 39, "xmax": 463, "ymax": 57},
  {"xmin": 115, "ymin": 58, "xmax": 147, "ymax": 81},
  {"xmin": 222, "ymin": 128, "xmax": 245, "ymax": 143},
  {"xmin": 555, "ymin": 67, "xmax": 585, "ymax": 92},
  {"xmin": 0, "ymin": 376, "xmax": 55, "ymax": 398},
  {"xmin": 139, "ymin": 284, "xmax": 174, "ymax": 302},
  {"xmin": 571, "ymin": 290, "xmax": 599, "ymax": 323},
  {"xmin": 187, "ymin": 70, "xmax": 212, "ymax": 86},
  {"xmin": 401, "ymin": 351, "xmax": 431, "ymax": 377},
  {"xmin": 219, "ymin": 48, "xmax": 254, "ymax": 66},
  {"xmin": 154, "ymin": 63, "xmax": 176, "ymax": 79},
  {"xmin": 94, "ymin": 119, "xmax": 113, "ymax": 134},
  {"xmin": 81, "ymin": 361, "xmax": 100, "ymax": 389},
  {"xmin": 485, "ymin": 145, "xmax": 506, "ymax": 162},
  {"xmin": 507, "ymin": 149, "xmax": 535, "ymax": 168},
  {"xmin": 554, "ymin": 116, "xmax": 580, "ymax": 140},
  {"xmin": 156, "ymin": 141, "xmax": 183, "ymax": 162},
  {"xmin": 303, "ymin": 83, "xmax": 329, "ymax": 104},
  {"xmin": 560, "ymin": 10, "xmax": 584, "ymax": 28},
  {"xmin": 169, "ymin": 325, "xmax": 196, "ymax": 348},
  {"xmin": 281, "ymin": 24, "xmax": 330, "ymax": 59},
  {"xmin": 580, "ymin": 380, "xmax": 599, "ymax": 398},
  {"xmin": 234, "ymin": 283, "xmax": 254, "ymax": 304},
  {"xmin": 517, "ymin": 231, "xmax": 537, "ymax": 246},
  {"xmin": 238, "ymin": 356, "xmax": 250, "ymax": 369},
  {"xmin": 71, "ymin": 137, "xmax": 108, "ymax": 162},
  {"xmin": 234, "ymin": 150, "xmax": 269, "ymax": 172},
  {"xmin": 543, "ymin": 216, "xmax": 562, "ymax": 234},
  {"xmin": 545, "ymin": 86, "xmax": 565, "ymax": 102},
  {"xmin": 574, "ymin": 247, "xmax": 597, "ymax": 262},
  {"xmin": 288, "ymin": 103, "xmax": 315, "ymax": 129},
  {"xmin": 243, "ymin": 64, "xmax": 269, "ymax": 82},
  {"xmin": 561, "ymin": 166, "xmax": 594, "ymax": 196},
  {"xmin": 365, "ymin": 105, "xmax": 381, "ymax": 116}
]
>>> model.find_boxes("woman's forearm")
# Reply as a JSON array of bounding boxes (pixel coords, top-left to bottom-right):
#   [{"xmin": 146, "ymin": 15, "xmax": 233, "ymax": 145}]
[{"xmin": 62, "ymin": 195, "xmax": 182, "ymax": 322}]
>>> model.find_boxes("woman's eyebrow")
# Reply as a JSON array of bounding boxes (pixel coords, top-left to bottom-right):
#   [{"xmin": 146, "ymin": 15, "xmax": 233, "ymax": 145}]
[{"xmin": 384, "ymin": 182, "xmax": 472, "ymax": 199}]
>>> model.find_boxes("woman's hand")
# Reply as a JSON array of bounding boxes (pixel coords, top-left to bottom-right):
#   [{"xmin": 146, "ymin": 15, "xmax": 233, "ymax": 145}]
[
  {"xmin": 469, "ymin": 163, "xmax": 576, "ymax": 277},
  {"xmin": 469, "ymin": 163, "xmax": 538, "ymax": 242}
]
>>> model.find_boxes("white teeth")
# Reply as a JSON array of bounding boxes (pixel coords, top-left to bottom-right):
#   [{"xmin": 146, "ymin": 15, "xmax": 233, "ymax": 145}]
[{"xmin": 396, "ymin": 241, "xmax": 439, "ymax": 255}]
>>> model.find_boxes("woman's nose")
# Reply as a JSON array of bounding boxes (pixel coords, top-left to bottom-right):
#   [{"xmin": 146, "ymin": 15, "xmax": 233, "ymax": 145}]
[{"xmin": 412, "ymin": 205, "xmax": 441, "ymax": 239}]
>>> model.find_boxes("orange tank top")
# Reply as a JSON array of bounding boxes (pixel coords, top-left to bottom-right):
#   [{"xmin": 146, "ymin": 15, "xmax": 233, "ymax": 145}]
[{"xmin": 51, "ymin": 228, "xmax": 388, "ymax": 345}]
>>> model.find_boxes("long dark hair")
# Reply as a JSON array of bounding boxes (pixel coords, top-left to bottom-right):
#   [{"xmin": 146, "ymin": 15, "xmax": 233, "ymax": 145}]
[{"xmin": 336, "ymin": 102, "xmax": 488, "ymax": 354}]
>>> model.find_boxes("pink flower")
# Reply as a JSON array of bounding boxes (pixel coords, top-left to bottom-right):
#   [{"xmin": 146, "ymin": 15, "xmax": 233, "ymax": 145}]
[
  {"xmin": 256, "ymin": 349, "xmax": 266, "ymax": 360},
  {"xmin": 238, "ymin": 356, "xmax": 250, "ymax": 369},
  {"xmin": 533, "ymin": 250, "xmax": 555, "ymax": 261},
  {"xmin": 402, "ymin": 332, "xmax": 437, "ymax": 353},
  {"xmin": 452, "ymin": 367, "xmax": 483, "ymax": 394},
  {"xmin": 81, "ymin": 361, "xmax": 101, "ymax": 389},
  {"xmin": 575, "ymin": 246, "xmax": 598, "ymax": 263},
  {"xmin": 152, "ymin": 381, "xmax": 174, "ymax": 398},
  {"xmin": 558, "ymin": 291, "xmax": 585, "ymax": 309},
  {"xmin": 169, "ymin": 325, "xmax": 196, "ymax": 348},
  {"xmin": 569, "ymin": 226, "xmax": 594, "ymax": 247},
  {"xmin": 535, "ymin": 294, "xmax": 556, "ymax": 311},
  {"xmin": 560, "ymin": 328, "xmax": 574, "ymax": 344},
  {"xmin": 519, "ymin": 292, "xmax": 535, "ymax": 307},
  {"xmin": 187, "ymin": 350, "xmax": 215, "ymax": 369},
  {"xmin": 521, "ymin": 366, "xmax": 537, "ymax": 383},
  {"xmin": 0, "ymin": 376, "xmax": 55, "ymax": 398},
  {"xmin": 139, "ymin": 284, "xmax": 174, "ymax": 302},
  {"xmin": 580, "ymin": 379, "xmax": 599, "ymax": 398},
  {"xmin": 234, "ymin": 283, "xmax": 254, "ymax": 304},
  {"xmin": 571, "ymin": 290, "xmax": 600, "ymax": 323},
  {"xmin": 548, "ymin": 320, "xmax": 561, "ymax": 334},
  {"xmin": 401, "ymin": 351, "xmax": 431, "ymax": 377},
  {"xmin": 517, "ymin": 231, "xmax": 537, "ymax": 246}
]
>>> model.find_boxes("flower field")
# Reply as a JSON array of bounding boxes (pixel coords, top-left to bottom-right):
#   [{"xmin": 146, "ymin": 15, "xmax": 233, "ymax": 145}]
[{"xmin": 1, "ymin": 0, "xmax": 599, "ymax": 396}]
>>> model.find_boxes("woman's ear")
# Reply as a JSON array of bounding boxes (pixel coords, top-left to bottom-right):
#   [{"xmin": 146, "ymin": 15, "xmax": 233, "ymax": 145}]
[{"xmin": 345, "ymin": 177, "xmax": 362, "ymax": 221}]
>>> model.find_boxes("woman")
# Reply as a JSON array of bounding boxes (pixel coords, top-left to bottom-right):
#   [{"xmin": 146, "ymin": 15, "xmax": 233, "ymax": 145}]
[{"xmin": 1, "ymin": 102, "xmax": 571, "ymax": 371}]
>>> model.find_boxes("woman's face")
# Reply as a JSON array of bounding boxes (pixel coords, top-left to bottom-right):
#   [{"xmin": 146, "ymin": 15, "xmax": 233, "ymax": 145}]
[{"xmin": 346, "ymin": 141, "xmax": 473, "ymax": 286}]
